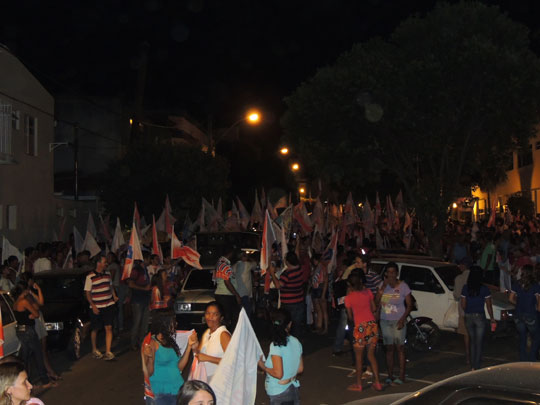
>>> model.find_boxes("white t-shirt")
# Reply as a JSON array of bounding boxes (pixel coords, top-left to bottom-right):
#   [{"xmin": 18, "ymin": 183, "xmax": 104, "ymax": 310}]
[{"xmin": 33, "ymin": 258, "xmax": 52, "ymax": 274}]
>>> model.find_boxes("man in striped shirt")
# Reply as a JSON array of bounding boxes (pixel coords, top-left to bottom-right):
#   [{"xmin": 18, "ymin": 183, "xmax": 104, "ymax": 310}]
[
  {"xmin": 269, "ymin": 251, "xmax": 305, "ymax": 337},
  {"xmin": 84, "ymin": 254, "xmax": 118, "ymax": 360}
]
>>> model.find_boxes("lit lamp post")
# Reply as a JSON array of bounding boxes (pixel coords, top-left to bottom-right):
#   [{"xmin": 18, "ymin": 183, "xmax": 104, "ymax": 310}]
[
  {"xmin": 291, "ymin": 162, "xmax": 300, "ymax": 172},
  {"xmin": 280, "ymin": 146, "xmax": 289, "ymax": 155},
  {"xmin": 210, "ymin": 109, "xmax": 262, "ymax": 156}
]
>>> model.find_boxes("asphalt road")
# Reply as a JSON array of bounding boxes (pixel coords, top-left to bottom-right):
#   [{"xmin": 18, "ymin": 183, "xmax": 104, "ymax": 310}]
[{"xmin": 40, "ymin": 317, "xmax": 522, "ymax": 405}]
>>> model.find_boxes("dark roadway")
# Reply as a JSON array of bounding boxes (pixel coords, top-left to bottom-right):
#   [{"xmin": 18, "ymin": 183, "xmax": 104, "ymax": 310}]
[{"xmin": 40, "ymin": 318, "xmax": 522, "ymax": 405}]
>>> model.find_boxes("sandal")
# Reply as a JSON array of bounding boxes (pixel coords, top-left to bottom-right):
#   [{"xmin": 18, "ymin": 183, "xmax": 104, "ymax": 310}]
[
  {"xmin": 372, "ymin": 382, "xmax": 384, "ymax": 391},
  {"xmin": 392, "ymin": 378, "xmax": 404, "ymax": 386},
  {"xmin": 347, "ymin": 369, "xmax": 357, "ymax": 377},
  {"xmin": 347, "ymin": 383, "xmax": 363, "ymax": 392}
]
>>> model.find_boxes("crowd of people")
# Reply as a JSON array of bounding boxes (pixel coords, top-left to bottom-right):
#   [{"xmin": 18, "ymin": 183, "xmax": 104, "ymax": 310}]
[{"xmin": 3, "ymin": 206, "xmax": 540, "ymax": 403}]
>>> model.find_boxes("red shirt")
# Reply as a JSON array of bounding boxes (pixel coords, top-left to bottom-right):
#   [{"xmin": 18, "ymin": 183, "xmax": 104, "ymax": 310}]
[{"xmin": 345, "ymin": 289, "xmax": 375, "ymax": 325}]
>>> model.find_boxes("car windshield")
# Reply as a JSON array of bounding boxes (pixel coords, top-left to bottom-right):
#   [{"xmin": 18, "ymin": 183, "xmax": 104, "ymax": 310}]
[
  {"xmin": 183, "ymin": 270, "xmax": 214, "ymax": 290},
  {"xmin": 196, "ymin": 232, "xmax": 260, "ymax": 266},
  {"xmin": 36, "ymin": 277, "xmax": 85, "ymax": 301},
  {"xmin": 434, "ymin": 265, "xmax": 461, "ymax": 291}
]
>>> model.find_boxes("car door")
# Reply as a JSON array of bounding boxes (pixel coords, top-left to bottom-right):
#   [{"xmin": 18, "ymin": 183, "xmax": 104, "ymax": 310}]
[
  {"xmin": 0, "ymin": 293, "xmax": 20, "ymax": 357},
  {"xmin": 399, "ymin": 265, "xmax": 447, "ymax": 326}
]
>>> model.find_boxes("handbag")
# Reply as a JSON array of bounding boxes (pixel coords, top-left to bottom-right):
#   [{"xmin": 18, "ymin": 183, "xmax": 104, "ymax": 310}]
[{"xmin": 443, "ymin": 300, "xmax": 459, "ymax": 329}]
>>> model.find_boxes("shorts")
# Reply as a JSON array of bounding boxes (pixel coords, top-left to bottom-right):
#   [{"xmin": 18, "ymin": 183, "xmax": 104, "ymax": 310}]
[
  {"xmin": 380, "ymin": 319, "xmax": 406, "ymax": 345},
  {"xmin": 90, "ymin": 305, "xmax": 116, "ymax": 330},
  {"xmin": 353, "ymin": 320, "xmax": 379, "ymax": 347}
]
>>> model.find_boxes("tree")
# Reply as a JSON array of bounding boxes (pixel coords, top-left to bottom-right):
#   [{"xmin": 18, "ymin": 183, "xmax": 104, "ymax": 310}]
[
  {"xmin": 100, "ymin": 141, "xmax": 230, "ymax": 225},
  {"xmin": 282, "ymin": 2, "xmax": 540, "ymax": 254},
  {"xmin": 507, "ymin": 194, "xmax": 535, "ymax": 218}
]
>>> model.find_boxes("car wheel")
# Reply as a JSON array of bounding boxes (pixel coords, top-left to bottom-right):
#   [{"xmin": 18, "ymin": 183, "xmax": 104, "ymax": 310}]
[{"xmin": 68, "ymin": 327, "xmax": 82, "ymax": 360}]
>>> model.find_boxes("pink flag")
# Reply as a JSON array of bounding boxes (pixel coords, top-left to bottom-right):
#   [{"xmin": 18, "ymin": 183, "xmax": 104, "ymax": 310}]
[
  {"xmin": 152, "ymin": 216, "xmax": 163, "ymax": 263},
  {"xmin": 122, "ymin": 223, "xmax": 143, "ymax": 280},
  {"xmin": 260, "ymin": 210, "xmax": 276, "ymax": 275},
  {"xmin": 171, "ymin": 226, "xmax": 202, "ymax": 269},
  {"xmin": 133, "ymin": 202, "xmax": 141, "ymax": 233}
]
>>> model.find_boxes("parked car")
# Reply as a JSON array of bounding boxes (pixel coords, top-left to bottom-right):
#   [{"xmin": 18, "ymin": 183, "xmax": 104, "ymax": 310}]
[
  {"xmin": 343, "ymin": 362, "xmax": 540, "ymax": 404},
  {"xmin": 196, "ymin": 231, "xmax": 260, "ymax": 269},
  {"xmin": 174, "ymin": 269, "xmax": 215, "ymax": 330},
  {"xmin": 0, "ymin": 291, "xmax": 20, "ymax": 358},
  {"xmin": 34, "ymin": 269, "xmax": 91, "ymax": 359},
  {"xmin": 370, "ymin": 257, "xmax": 514, "ymax": 331}
]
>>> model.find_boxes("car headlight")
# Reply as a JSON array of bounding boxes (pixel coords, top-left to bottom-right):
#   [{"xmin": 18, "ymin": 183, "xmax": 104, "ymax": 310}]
[
  {"xmin": 177, "ymin": 303, "xmax": 191, "ymax": 312},
  {"xmin": 44, "ymin": 322, "xmax": 64, "ymax": 331}
]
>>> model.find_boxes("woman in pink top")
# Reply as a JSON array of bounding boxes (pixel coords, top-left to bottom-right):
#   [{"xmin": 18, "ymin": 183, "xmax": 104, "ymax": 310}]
[{"xmin": 345, "ymin": 272, "xmax": 383, "ymax": 392}]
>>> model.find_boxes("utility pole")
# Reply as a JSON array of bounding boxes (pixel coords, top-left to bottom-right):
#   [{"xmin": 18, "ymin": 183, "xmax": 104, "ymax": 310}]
[{"xmin": 73, "ymin": 124, "xmax": 79, "ymax": 200}]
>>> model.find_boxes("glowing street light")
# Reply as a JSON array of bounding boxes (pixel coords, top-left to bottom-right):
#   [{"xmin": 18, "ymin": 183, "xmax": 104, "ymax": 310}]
[
  {"xmin": 280, "ymin": 147, "xmax": 289, "ymax": 155},
  {"xmin": 246, "ymin": 110, "xmax": 261, "ymax": 124},
  {"xmin": 299, "ymin": 187, "xmax": 306, "ymax": 194},
  {"xmin": 291, "ymin": 162, "xmax": 300, "ymax": 171},
  {"xmin": 452, "ymin": 202, "xmax": 458, "ymax": 209}
]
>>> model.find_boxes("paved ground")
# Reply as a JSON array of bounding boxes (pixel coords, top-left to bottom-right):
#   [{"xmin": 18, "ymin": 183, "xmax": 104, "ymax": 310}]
[{"xmin": 39, "ymin": 317, "xmax": 522, "ymax": 405}]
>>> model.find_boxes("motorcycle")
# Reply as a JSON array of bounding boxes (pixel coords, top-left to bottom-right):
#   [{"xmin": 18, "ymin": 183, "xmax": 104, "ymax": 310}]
[{"xmin": 405, "ymin": 313, "xmax": 440, "ymax": 352}]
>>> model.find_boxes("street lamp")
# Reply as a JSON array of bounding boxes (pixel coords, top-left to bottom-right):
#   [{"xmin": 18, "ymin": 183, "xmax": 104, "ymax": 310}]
[
  {"xmin": 280, "ymin": 147, "xmax": 289, "ymax": 155},
  {"xmin": 299, "ymin": 187, "xmax": 306, "ymax": 194},
  {"xmin": 211, "ymin": 109, "xmax": 262, "ymax": 155},
  {"xmin": 291, "ymin": 162, "xmax": 300, "ymax": 171}
]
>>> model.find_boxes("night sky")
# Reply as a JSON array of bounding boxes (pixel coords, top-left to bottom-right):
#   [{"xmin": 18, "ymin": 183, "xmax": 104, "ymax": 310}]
[{"xmin": 3, "ymin": 0, "xmax": 540, "ymax": 197}]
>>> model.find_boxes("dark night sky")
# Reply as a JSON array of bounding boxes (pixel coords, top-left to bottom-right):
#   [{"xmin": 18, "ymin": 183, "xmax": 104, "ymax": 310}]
[{"xmin": 3, "ymin": 0, "xmax": 540, "ymax": 196}]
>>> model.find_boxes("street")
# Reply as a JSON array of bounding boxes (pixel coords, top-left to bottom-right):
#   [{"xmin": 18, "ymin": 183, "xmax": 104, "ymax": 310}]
[{"xmin": 39, "ymin": 318, "xmax": 522, "ymax": 405}]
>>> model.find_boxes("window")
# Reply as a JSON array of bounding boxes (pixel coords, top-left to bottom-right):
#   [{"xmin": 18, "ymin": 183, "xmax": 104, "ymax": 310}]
[
  {"xmin": 517, "ymin": 146, "xmax": 533, "ymax": 168},
  {"xmin": 0, "ymin": 104, "xmax": 12, "ymax": 155},
  {"xmin": 11, "ymin": 110, "xmax": 20, "ymax": 130},
  {"xmin": 25, "ymin": 115, "xmax": 38, "ymax": 156},
  {"xmin": 7, "ymin": 205, "xmax": 17, "ymax": 230},
  {"xmin": 400, "ymin": 265, "xmax": 444, "ymax": 293}
]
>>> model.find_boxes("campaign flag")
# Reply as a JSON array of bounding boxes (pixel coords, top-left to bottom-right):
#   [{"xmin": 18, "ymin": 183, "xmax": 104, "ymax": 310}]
[
  {"xmin": 210, "ymin": 309, "xmax": 264, "ymax": 405},
  {"xmin": 152, "ymin": 215, "xmax": 163, "ymax": 263},
  {"xmin": 293, "ymin": 202, "xmax": 313, "ymax": 233},
  {"xmin": 171, "ymin": 226, "xmax": 202, "ymax": 269},
  {"xmin": 363, "ymin": 198, "xmax": 374, "ymax": 235},
  {"xmin": 267, "ymin": 199, "xmax": 278, "ymax": 220},
  {"xmin": 133, "ymin": 202, "xmax": 141, "ymax": 233},
  {"xmin": 157, "ymin": 194, "xmax": 177, "ymax": 235},
  {"xmin": 395, "ymin": 190, "xmax": 405, "ymax": 217},
  {"xmin": 121, "ymin": 223, "xmax": 143, "ymax": 280},
  {"xmin": 224, "ymin": 201, "xmax": 240, "ymax": 231},
  {"xmin": 251, "ymin": 190, "xmax": 263, "ymax": 227},
  {"xmin": 82, "ymin": 231, "xmax": 101, "ymax": 258},
  {"xmin": 386, "ymin": 195, "xmax": 395, "ymax": 229},
  {"xmin": 182, "ymin": 214, "xmax": 193, "ymax": 242},
  {"xmin": 403, "ymin": 211, "xmax": 412, "ymax": 232},
  {"xmin": 236, "ymin": 196, "xmax": 250, "ymax": 230},
  {"xmin": 100, "ymin": 214, "xmax": 112, "ymax": 242},
  {"xmin": 260, "ymin": 210, "xmax": 276, "ymax": 275},
  {"xmin": 343, "ymin": 192, "xmax": 357, "ymax": 226},
  {"xmin": 62, "ymin": 249, "xmax": 73, "ymax": 270},
  {"xmin": 322, "ymin": 229, "xmax": 338, "ymax": 274},
  {"xmin": 487, "ymin": 197, "xmax": 497, "ymax": 228},
  {"xmin": 375, "ymin": 192, "xmax": 382, "ymax": 224},
  {"xmin": 1, "ymin": 237, "xmax": 23, "ymax": 269},
  {"xmin": 375, "ymin": 227, "xmax": 385, "ymax": 250},
  {"xmin": 87, "ymin": 212, "xmax": 97, "ymax": 238},
  {"xmin": 111, "ymin": 217, "xmax": 125, "ymax": 253},
  {"xmin": 73, "ymin": 226, "xmax": 84, "ymax": 254},
  {"xmin": 260, "ymin": 188, "xmax": 267, "ymax": 212},
  {"xmin": 195, "ymin": 202, "xmax": 206, "ymax": 232},
  {"xmin": 202, "ymin": 198, "xmax": 221, "ymax": 232},
  {"xmin": 312, "ymin": 197, "xmax": 324, "ymax": 229}
]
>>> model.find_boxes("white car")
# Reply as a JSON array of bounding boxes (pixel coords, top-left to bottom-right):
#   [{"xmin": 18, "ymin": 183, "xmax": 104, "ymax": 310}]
[
  {"xmin": 0, "ymin": 291, "xmax": 21, "ymax": 358},
  {"xmin": 370, "ymin": 257, "xmax": 514, "ymax": 330}
]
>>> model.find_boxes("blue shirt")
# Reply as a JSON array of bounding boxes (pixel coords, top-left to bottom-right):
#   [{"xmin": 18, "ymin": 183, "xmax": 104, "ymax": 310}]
[
  {"xmin": 461, "ymin": 284, "xmax": 491, "ymax": 314},
  {"xmin": 264, "ymin": 336, "xmax": 302, "ymax": 396},
  {"xmin": 511, "ymin": 282, "xmax": 540, "ymax": 315},
  {"xmin": 149, "ymin": 342, "xmax": 184, "ymax": 395}
]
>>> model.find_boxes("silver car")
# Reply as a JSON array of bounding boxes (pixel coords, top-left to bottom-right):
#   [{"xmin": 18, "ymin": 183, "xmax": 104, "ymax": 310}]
[{"xmin": 174, "ymin": 269, "xmax": 215, "ymax": 329}]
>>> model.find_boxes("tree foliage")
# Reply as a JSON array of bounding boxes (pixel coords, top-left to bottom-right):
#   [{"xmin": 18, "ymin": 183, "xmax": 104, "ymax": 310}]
[
  {"xmin": 507, "ymin": 194, "xmax": 535, "ymax": 218},
  {"xmin": 282, "ymin": 2, "xmax": 540, "ymax": 251},
  {"xmin": 100, "ymin": 141, "xmax": 230, "ymax": 224}
]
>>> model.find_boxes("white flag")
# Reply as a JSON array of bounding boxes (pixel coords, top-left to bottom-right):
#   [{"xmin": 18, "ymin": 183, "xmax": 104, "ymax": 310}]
[
  {"xmin": 210, "ymin": 309, "xmax": 263, "ymax": 405},
  {"xmin": 82, "ymin": 231, "xmax": 101, "ymax": 258},
  {"xmin": 73, "ymin": 226, "xmax": 84, "ymax": 254},
  {"xmin": 87, "ymin": 212, "xmax": 97, "ymax": 238},
  {"xmin": 1, "ymin": 237, "xmax": 23, "ymax": 266},
  {"xmin": 111, "ymin": 217, "xmax": 125, "ymax": 253}
]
